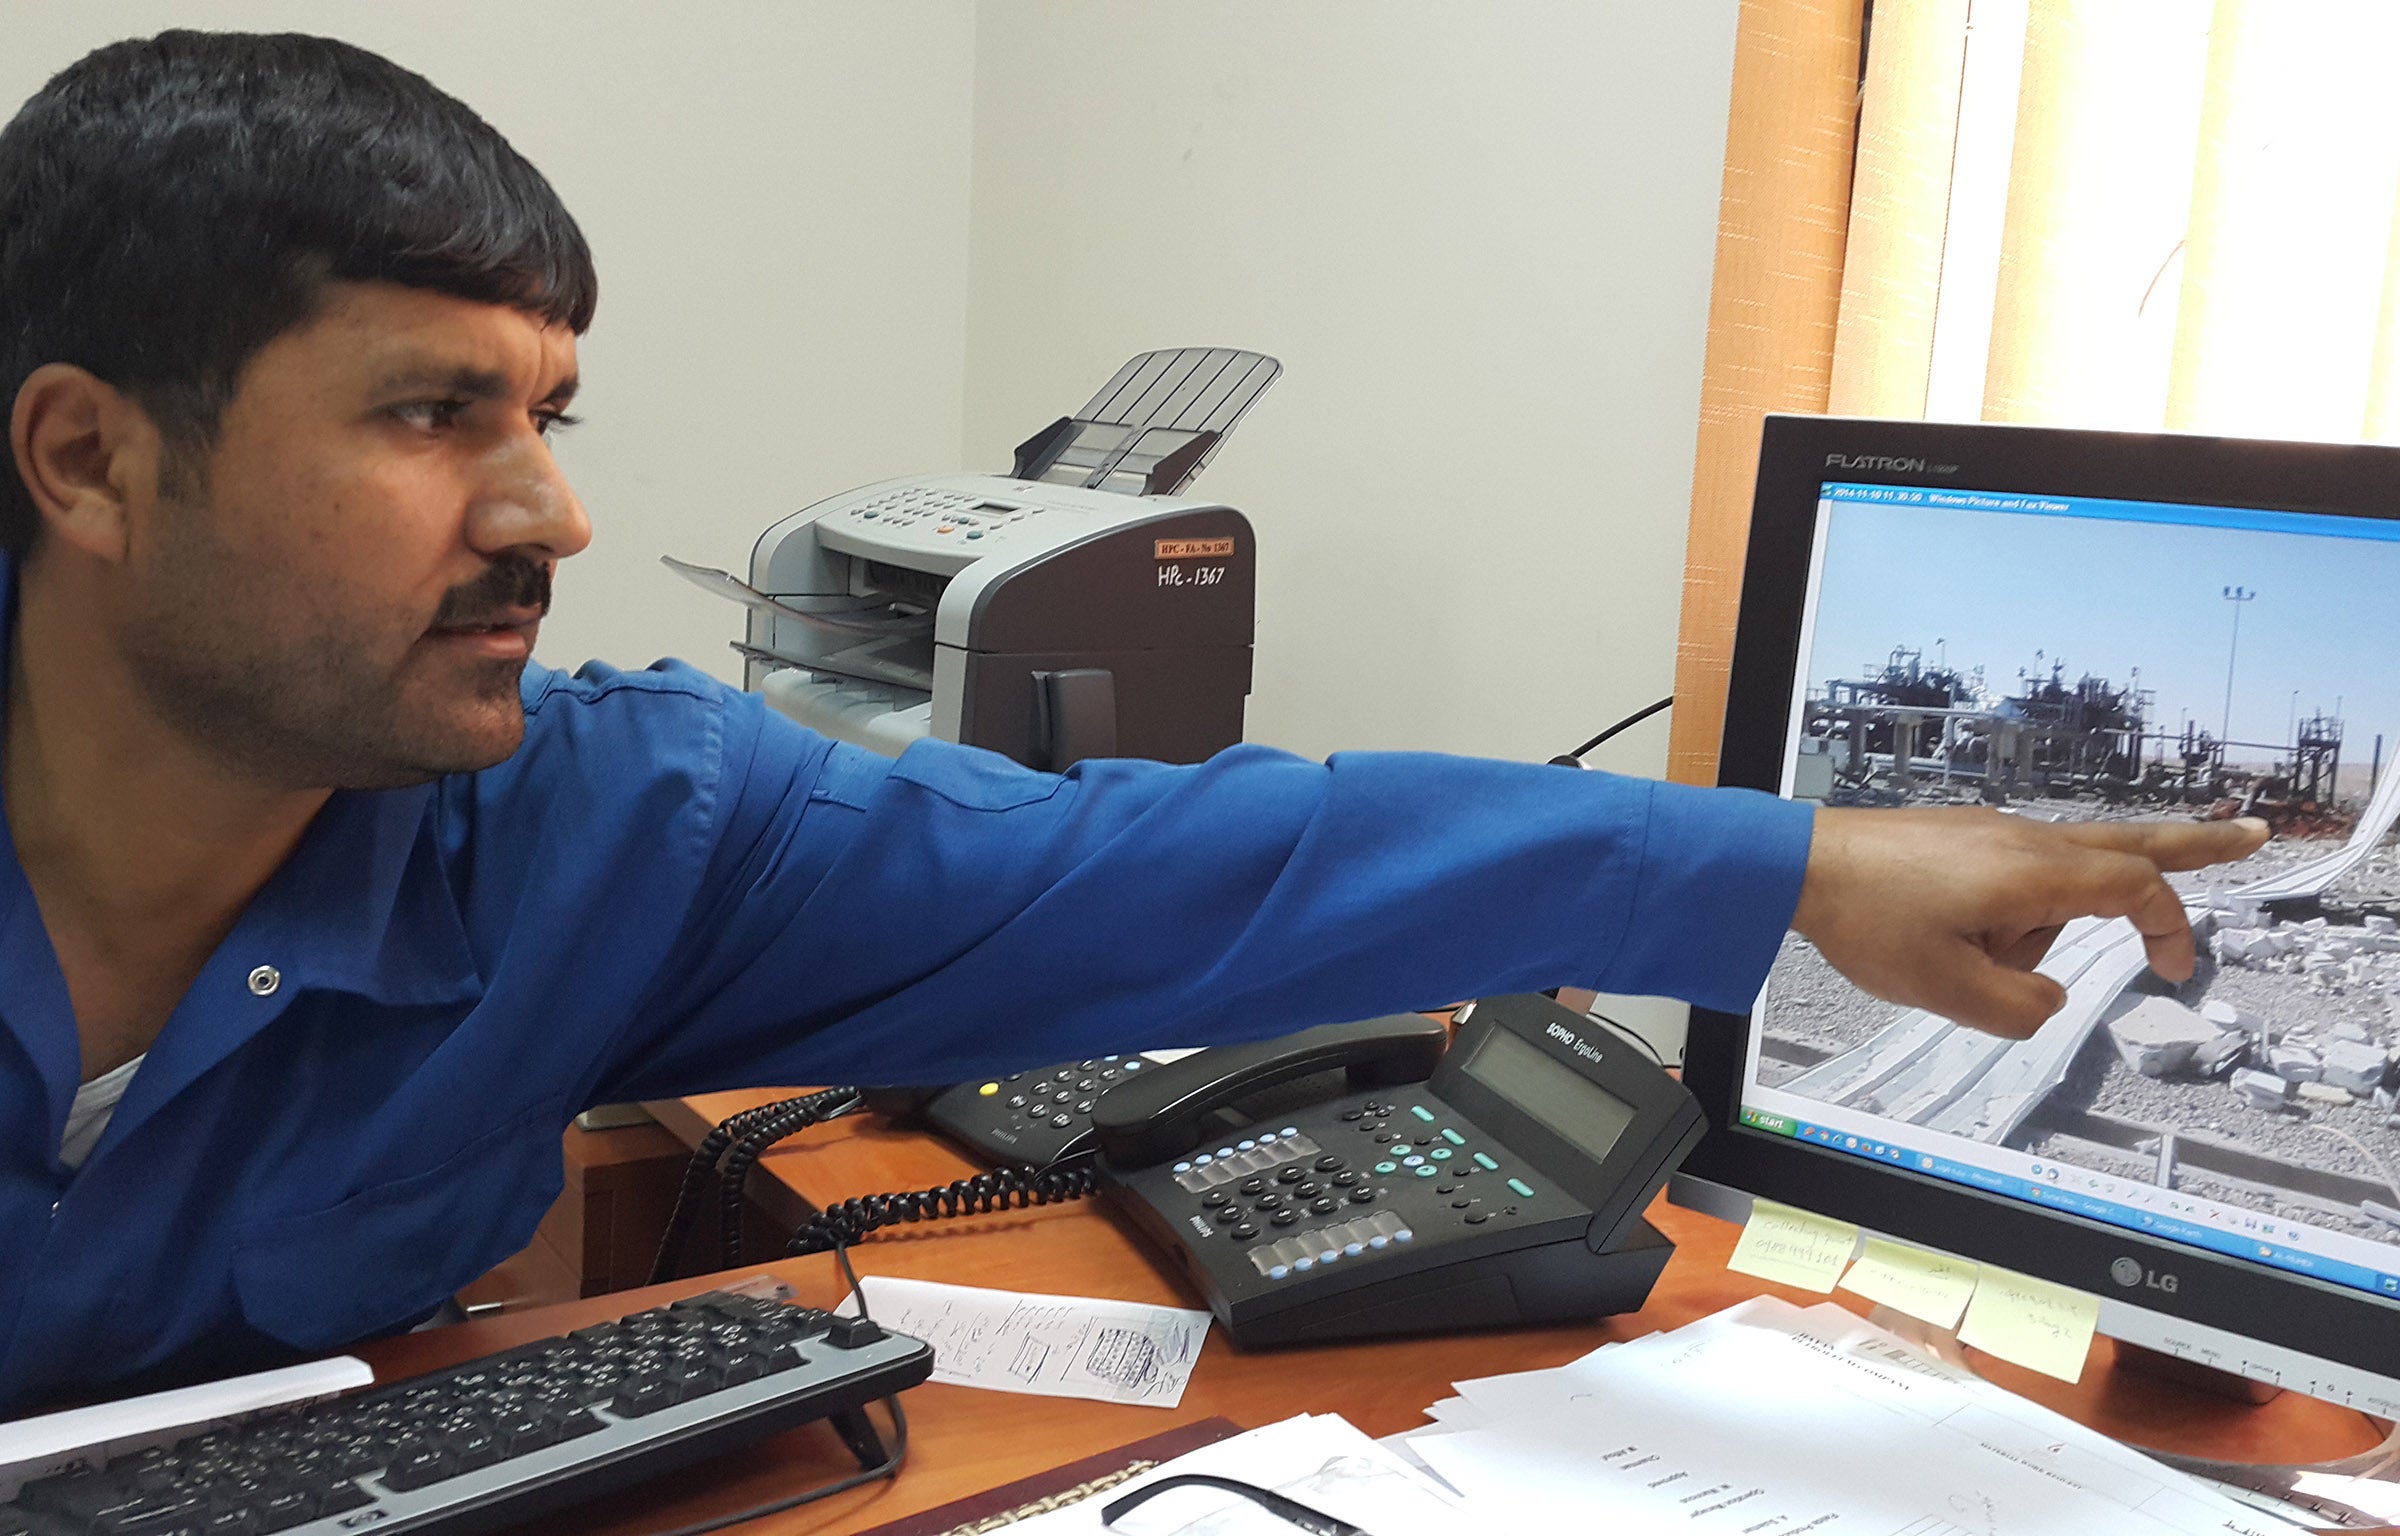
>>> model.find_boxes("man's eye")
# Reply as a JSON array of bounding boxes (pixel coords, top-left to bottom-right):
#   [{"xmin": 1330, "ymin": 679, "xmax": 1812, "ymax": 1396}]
[
  {"xmin": 392, "ymin": 400, "xmax": 467, "ymax": 431},
  {"xmin": 534, "ymin": 410, "xmax": 583, "ymax": 439}
]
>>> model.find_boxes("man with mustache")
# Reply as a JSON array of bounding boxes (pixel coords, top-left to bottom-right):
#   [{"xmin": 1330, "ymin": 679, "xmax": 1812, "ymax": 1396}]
[{"xmin": 0, "ymin": 30, "xmax": 2264, "ymax": 1411}]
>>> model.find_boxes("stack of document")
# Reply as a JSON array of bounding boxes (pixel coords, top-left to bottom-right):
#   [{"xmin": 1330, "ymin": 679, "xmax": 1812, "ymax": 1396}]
[
  {"xmin": 1386, "ymin": 1296, "xmax": 2307, "ymax": 1534},
  {"xmin": 959, "ymin": 1298, "xmax": 2310, "ymax": 1534}
]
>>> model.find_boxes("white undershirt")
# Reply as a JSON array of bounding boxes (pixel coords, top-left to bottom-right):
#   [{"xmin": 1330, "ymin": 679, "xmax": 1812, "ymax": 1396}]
[{"xmin": 61, "ymin": 1054, "xmax": 145, "ymax": 1171}]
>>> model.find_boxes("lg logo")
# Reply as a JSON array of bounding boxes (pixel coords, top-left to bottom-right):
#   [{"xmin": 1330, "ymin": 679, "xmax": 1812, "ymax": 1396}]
[{"xmin": 2112, "ymin": 1256, "xmax": 2178, "ymax": 1293}]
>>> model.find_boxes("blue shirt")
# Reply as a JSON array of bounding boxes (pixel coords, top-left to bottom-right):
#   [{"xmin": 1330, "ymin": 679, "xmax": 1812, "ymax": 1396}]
[{"xmin": 0, "ymin": 594, "xmax": 1812, "ymax": 1414}]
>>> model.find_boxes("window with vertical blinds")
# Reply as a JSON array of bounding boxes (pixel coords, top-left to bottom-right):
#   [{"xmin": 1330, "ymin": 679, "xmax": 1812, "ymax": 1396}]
[{"xmin": 1833, "ymin": 0, "xmax": 2400, "ymax": 442}]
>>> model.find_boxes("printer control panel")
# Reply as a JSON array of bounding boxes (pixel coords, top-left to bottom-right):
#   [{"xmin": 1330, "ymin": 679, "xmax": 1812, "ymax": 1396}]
[{"xmin": 820, "ymin": 483, "xmax": 1080, "ymax": 574}]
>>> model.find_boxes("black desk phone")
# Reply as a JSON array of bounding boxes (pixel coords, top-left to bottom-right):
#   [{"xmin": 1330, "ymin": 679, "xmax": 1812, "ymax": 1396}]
[
  {"xmin": 873, "ymin": 993, "xmax": 1704, "ymax": 1346},
  {"xmin": 909, "ymin": 1012, "xmax": 1450, "ymax": 1169}
]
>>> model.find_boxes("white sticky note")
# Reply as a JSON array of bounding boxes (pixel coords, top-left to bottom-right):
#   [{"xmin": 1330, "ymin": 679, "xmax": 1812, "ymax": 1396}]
[
  {"xmin": 1838, "ymin": 1235, "xmax": 1979, "ymax": 1330},
  {"xmin": 1726, "ymin": 1198, "xmax": 1858, "ymax": 1292},
  {"xmin": 1958, "ymin": 1265, "xmax": 2100, "ymax": 1383}
]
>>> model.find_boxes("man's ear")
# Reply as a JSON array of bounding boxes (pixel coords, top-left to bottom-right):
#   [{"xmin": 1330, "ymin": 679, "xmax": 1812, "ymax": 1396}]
[{"xmin": 9, "ymin": 363, "xmax": 167, "ymax": 563}]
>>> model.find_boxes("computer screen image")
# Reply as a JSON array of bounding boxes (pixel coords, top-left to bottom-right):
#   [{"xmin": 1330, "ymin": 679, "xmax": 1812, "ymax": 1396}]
[{"xmin": 1677, "ymin": 414, "xmax": 2400, "ymax": 1413}]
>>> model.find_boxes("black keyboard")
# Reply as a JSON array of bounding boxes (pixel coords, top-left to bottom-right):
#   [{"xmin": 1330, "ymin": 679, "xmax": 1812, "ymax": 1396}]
[{"xmin": 2, "ymin": 1291, "xmax": 933, "ymax": 1536}]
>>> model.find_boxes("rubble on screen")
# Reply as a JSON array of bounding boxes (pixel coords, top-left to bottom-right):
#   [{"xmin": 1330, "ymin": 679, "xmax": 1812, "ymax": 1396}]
[{"xmin": 2153, "ymin": 908, "xmax": 2400, "ymax": 1124}]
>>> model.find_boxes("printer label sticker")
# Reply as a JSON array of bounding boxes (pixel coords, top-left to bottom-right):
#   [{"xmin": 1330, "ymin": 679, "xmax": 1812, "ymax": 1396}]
[{"xmin": 1155, "ymin": 538, "xmax": 1235, "ymax": 559}]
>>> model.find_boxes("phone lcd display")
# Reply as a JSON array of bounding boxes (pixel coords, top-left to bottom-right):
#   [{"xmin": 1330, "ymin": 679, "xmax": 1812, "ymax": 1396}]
[{"xmin": 1460, "ymin": 1026, "xmax": 1637, "ymax": 1164}]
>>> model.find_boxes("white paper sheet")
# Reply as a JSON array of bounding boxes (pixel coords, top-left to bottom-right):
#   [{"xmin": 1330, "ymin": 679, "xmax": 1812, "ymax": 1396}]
[
  {"xmin": 854, "ymin": 1275, "xmax": 1210, "ymax": 1407},
  {"xmin": 1411, "ymin": 1298, "xmax": 2307, "ymax": 1535}
]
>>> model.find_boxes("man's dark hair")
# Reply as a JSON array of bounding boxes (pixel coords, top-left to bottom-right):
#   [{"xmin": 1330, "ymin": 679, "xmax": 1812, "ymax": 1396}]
[{"xmin": 0, "ymin": 30, "xmax": 598, "ymax": 557}]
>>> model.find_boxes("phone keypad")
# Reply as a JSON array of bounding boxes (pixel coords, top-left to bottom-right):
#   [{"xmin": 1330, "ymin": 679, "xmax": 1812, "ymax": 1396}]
[
  {"xmin": 1170, "ymin": 1131, "xmax": 1321, "ymax": 1191},
  {"xmin": 996, "ymin": 1057, "xmax": 1137, "ymax": 1134},
  {"xmin": 1151, "ymin": 1096, "xmax": 1543, "ymax": 1293},
  {"xmin": 1180, "ymin": 1144, "xmax": 1377, "ymax": 1231},
  {"xmin": 1338, "ymin": 1099, "xmax": 1529, "ymax": 1232},
  {"xmin": 1246, "ymin": 1209, "xmax": 1414, "ymax": 1279}
]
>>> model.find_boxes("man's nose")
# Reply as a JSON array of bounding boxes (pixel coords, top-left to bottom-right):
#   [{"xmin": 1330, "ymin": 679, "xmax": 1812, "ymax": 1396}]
[{"xmin": 466, "ymin": 433, "xmax": 592, "ymax": 562}]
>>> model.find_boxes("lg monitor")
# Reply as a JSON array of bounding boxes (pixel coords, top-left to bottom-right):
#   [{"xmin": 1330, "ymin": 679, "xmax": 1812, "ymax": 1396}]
[{"xmin": 1674, "ymin": 413, "xmax": 2400, "ymax": 1417}]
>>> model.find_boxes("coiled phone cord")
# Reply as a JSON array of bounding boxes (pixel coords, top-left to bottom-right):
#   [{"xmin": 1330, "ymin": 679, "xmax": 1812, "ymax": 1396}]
[
  {"xmin": 716, "ymin": 1088, "xmax": 863, "ymax": 1267},
  {"xmin": 651, "ymin": 1101, "xmax": 781, "ymax": 1285},
  {"xmin": 649, "ymin": 1086, "xmax": 862, "ymax": 1284},
  {"xmin": 785, "ymin": 1163, "xmax": 1101, "ymax": 1256}
]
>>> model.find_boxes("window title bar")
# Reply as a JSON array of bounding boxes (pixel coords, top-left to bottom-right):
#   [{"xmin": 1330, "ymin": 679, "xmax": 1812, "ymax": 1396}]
[{"xmin": 1821, "ymin": 480, "xmax": 2400, "ymax": 544}]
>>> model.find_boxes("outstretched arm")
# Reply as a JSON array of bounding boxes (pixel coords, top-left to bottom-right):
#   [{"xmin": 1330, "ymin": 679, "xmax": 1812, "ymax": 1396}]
[
  {"xmin": 594, "ymin": 726, "xmax": 1818, "ymax": 1099},
  {"xmin": 1791, "ymin": 807, "xmax": 2270, "ymax": 1039}
]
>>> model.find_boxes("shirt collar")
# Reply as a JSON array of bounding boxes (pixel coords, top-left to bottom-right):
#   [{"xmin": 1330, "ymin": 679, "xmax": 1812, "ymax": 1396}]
[{"xmin": 239, "ymin": 783, "xmax": 484, "ymax": 1009}]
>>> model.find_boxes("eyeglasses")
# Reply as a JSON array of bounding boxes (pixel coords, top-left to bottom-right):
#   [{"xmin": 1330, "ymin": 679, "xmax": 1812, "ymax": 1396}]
[{"xmin": 1099, "ymin": 1472, "xmax": 1368, "ymax": 1536}]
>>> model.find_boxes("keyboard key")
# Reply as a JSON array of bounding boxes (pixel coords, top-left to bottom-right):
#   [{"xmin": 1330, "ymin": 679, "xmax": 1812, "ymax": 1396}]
[
  {"xmin": 252, "ymin": 1492, "xmax": 317, "ymax": 1534},
  {"xmin": 93, "ymin": 1495, "xmax": 203, "ymax": 1534},
  {"xmin": 200, "ymin": 1478, "xmax": 270, "ymax": 1513},
  {"xmin": 448, "ymin": 1432, "xmax": 505, "ymax": 1473},
  {"xmin": 313, "ymin": 1483, "xmax": 375, "ymax": 1519},
  {"xmin": 20, "ymin": 1472, "xmax": 121, "ymax": 1522},
  {"xmin": 379, "ymin": 1447, "xmax": 457, "ymax": 1492},
  {"xmin": 611, "ymin": 1380, "xmax": 678, "ymax": 1418}
]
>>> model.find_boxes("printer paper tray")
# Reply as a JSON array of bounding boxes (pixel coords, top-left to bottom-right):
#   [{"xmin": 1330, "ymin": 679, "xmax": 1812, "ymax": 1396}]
[
  {"xmin": 759, "ymin": 669, "xmax": 932, "ymax": 759},
  {"xmin": 731, "ymin": 641, "xmax": 931, "ymax": 695}
]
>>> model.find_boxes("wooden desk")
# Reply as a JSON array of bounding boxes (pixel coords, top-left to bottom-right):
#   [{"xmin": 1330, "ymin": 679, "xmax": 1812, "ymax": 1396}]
[
  {"xmin": 358, "ymin": 1093, "xmax": 2389, "ymax": 1536},
  {"xmin": 459, "ymin": 1123, "xmax": 699, "ymax": 1311}
]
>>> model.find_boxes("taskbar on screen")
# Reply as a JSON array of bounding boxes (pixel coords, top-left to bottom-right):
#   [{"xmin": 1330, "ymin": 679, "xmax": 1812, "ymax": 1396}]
[{"xmin": 1736, "ymin": 1105, "xmax": 2400, "ymax": 1304}]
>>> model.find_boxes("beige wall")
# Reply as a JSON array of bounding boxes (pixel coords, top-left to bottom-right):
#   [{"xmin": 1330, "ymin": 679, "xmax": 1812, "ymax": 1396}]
[
  {"xmin": 0, "ymin": 2, "xmax": 980, "ymax": 683},
  {"xmin": 962, "ymin": 1, "xmax": 1740, "ymax": 769}
]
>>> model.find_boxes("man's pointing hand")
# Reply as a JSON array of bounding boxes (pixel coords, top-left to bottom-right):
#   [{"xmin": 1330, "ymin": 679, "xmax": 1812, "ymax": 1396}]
[{"xmin": 1790, "ymin": 808, "xmax": 2272, "ymax": 1039}]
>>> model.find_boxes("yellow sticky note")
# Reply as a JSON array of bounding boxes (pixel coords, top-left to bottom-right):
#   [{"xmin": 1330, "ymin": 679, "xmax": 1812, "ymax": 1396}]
[
  {"xmin": 1838, "ymin": 1236, "xmax": 1979, "ymax": 1330},
  {"xmin": 1957, "ymin": 1265, "xmax": 2100, "ymax": 1383},
  {"xmin": 1726, "ymin": 1198, "xmax": 1858, "ymax": 1292}
]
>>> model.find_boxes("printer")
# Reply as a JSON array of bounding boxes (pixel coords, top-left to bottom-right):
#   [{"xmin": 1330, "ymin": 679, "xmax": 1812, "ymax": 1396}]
[{"xmin": 671, "ymin": 349, "xmax": 1279, "ymax": 771}]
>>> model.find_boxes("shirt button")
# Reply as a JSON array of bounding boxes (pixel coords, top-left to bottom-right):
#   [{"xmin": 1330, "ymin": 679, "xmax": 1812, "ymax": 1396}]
[{"xmin": 246, "ymin": 965, "xmax": 281, "ymax": 997}]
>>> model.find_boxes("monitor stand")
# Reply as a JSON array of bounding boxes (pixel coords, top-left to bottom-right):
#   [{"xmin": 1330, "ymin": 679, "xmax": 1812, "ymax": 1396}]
[{"xmin": 1865, "ymin": 1306, "xmax": 2400, "ymax": 1531}]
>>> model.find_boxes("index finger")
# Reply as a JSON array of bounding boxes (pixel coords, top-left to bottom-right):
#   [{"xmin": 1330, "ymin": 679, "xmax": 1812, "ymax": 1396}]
[
  {"xmin": 2048, "ymin": 847, "xmax": 2204, "ymax": 983},
  {"xmin": 2050, "ymin": 816, "xmax": 2269, "ymax": 874}
]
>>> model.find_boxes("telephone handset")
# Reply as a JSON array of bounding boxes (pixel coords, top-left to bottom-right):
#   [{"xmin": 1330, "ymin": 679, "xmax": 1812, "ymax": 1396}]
[
  {"xmin": 1098, "ymin": 992, "xmax": 1704, "ymax": 1346},
  {"xmin": 903, "ymin": 1014, "xmax": 1448, "ymax": 1170}
]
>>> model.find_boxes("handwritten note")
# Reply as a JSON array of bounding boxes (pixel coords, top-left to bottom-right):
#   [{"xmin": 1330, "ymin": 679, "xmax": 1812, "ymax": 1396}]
[
  {"xmin": 855, "ymin": 1275, "xmax": 1210, "ymax": 1407},
  {"xmin": 1958, "ymin": 1265, "xmax": 2099, "ymax": 1383},
  {"xmin": 1726, "ymin": 1198, "xmax": 1857, "ymax": 1292},
  {"xmin": 1837, "ymin": 1235, "xmax": 1979, "ymax": 1329}
]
